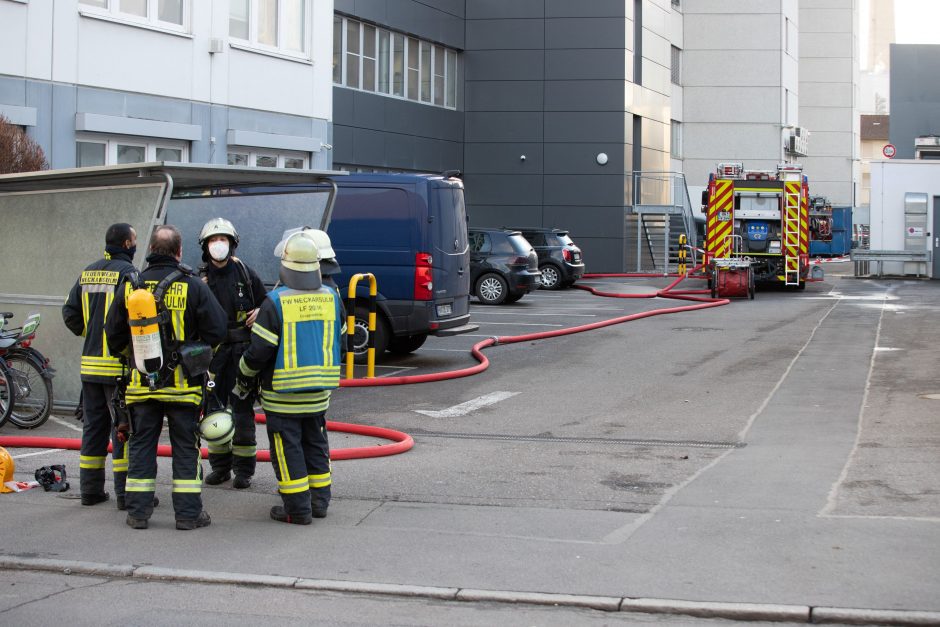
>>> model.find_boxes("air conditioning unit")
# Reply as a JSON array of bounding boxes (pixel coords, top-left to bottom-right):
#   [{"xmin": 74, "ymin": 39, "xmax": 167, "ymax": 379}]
[{"xmin": 787, "ymin": 127, "xmax": 808, "ymax": 156}]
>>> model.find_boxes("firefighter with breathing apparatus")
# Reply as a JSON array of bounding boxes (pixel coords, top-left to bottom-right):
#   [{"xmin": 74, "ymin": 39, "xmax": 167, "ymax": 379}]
[
  {"xmin": 62, "ymin": 223, "xmax": 139, "ymax": 509},
  {"xmin": 105, "ymin": 225, "xmax": 227, "ymax": 530},
  {"xmin": 235, "ymin": 233, "xmax": 343, "ymax": 524},
  {"xmin": 197, "ymin": 218, "xmax": 266, "ymax": 490}
]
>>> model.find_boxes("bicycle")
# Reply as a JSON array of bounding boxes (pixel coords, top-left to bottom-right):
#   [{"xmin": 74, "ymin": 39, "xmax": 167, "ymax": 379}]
[
  {"xmin": 0, "ymin": 312, "xmax": 54, "ymax": 429},
  {"xmin": 0, "ymin": 315, "xmax": 13, "ymax": 427}
]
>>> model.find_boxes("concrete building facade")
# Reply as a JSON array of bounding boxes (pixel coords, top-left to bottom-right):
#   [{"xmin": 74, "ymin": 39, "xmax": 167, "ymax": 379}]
[{"xmin": 1, "ymin": 0, "xmax": 863, "ymax": 272}]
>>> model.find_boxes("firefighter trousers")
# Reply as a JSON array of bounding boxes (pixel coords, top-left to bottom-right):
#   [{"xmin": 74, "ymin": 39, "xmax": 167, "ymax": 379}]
[
  {"xmin": 207, "ymin": 344, "xmax": 257, "ymax": 478},
  {"xmin": 125, "ymin": 400, "xmax": 203, "ymax": 521},
  {"xmin": 79, "ymin": 382, "xmax": 127, "ymax": 498},
  {"xmin": 265, "ymin": 409, "xmax": 331, "ymax": 517}
]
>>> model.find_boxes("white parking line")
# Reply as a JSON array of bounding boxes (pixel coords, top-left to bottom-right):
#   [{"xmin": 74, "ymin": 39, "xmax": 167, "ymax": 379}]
[
  {"xmin": 470, "ymin": 311, "xmax": 598, "ymax": 317},
  {"xmin": 415, "ymin": 391, "xmax": 518, "ymax": 418},
  {"xmin": 10, "ymin": 449, "xmax": 61, "ymax": 460},
  {"xmin": 49, "ymin": 415, "xmax": 83, "ymax": 432}
]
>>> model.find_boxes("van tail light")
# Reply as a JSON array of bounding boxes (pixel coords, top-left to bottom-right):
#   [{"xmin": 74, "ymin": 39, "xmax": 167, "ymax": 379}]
[
  {"xmin": 414, "ymin": 252, "xmax": 433, "ymax": 300},
  {"xmin": 562, "ymin": 248, "xmax": 572, "ymax": 262}
]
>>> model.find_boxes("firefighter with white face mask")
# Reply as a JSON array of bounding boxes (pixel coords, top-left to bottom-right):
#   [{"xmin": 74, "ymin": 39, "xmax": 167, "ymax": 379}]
[{"xmin": 197, "ymin": 218, "xmax": 267, "ymax": 489}]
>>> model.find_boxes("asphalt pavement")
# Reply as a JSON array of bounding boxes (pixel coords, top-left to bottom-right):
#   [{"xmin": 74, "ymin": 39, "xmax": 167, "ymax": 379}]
[{"xmin": 1, "ymin": 264, "xmax": 939, "ymax": 625}]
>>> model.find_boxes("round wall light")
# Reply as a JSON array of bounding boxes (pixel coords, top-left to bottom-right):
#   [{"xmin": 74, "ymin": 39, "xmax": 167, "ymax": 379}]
[{"xmin": 596, "ymin": 152, "xmax": 609, "ymax": 166}]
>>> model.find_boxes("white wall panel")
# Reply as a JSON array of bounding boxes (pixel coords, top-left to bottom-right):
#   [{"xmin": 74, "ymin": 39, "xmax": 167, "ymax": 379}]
[
  {"xmin": 0, "ymin": 2, "xmax": 28, "ymax": 77},
  {"xmin": 683, "ymin": 51, "xmax": 782, "ymax": 86},
  {"xmin": 801, "ymin": 82, "xmax": 853, "ymax": 107},
  {"xmin": 684, "ymin": 1, "xmax": 783, "ymax": 14},
  {"xmin": 803, "ymin": 130, "xmax": 855, "ymax": 157},
  {"xmin": 800, "ymin": 57, "xmax": 854, "ymax": 83},
  {"xmin": 683, "ymin": 14, "xmax": 782, "ymax": 50},
  {"xmin": 682, "ymin": 86, "xmax": 780, "ymax": 123},
  {"xmin": 801, "ymin": 107, "xmax": 854, "ymax": 133}
]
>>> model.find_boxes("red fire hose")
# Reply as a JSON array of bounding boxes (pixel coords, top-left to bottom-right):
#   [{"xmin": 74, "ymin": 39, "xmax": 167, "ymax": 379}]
[{"xmin": 0, "ymin": 271, "xmax": 726, "ymax": 460}]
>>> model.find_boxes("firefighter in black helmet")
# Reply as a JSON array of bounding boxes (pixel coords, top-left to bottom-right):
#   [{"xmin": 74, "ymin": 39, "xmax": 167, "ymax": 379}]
[
  {"xmin": 197, "ymin": 217, "xmax": 267, "ymax": 490},
  {"xmin": 235, "ymin": 233, "xmax": 343, "ymax": 524}
]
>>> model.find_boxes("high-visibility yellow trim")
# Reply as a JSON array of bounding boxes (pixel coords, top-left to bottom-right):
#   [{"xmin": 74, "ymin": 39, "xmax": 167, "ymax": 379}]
[
  {"xmin": 308, "ymin": 472, "xmax": 331, "ymax": 488},
  {"xmin": 112, "ymin": 459, "xmax": 128, "ymax": 473},
  {"xmin": 207, "ymin": 443, "xmax": 230, "ymax": 454},
  {"xmin": 259, "ymin": 389, "xmax": 331, "ymax": 414},
  {"xmin": 126, "ymin": 478, "xmax": 156, "ymax": 492},
  {"xmin": 80, "ymin": 455, "xmax": 106, "ymax": 470},
  {"xmin": 172, "ymin": 479, "xmax": 202, "ymax": 494},
  {"xmin": 252, "ymin": 322, "xmax": 279, "ymax": 346},
  {"xmin": 233, "ymin": 445, "xmax": 256, "ymax": 457},
  {"xmin": 278, "ymin": 477, "xmax": 310, "ymax": 494}
]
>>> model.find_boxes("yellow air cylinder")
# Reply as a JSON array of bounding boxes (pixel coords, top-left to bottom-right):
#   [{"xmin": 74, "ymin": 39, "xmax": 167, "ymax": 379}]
[{"xmin": 127, "ymin": 288, "xmax": 163, "ymax": 376}]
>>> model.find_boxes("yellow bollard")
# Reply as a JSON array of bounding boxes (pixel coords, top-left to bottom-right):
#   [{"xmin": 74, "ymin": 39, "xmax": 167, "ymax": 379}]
[
  {"xmin": 345, "ymin": 273, "xmax": 378, "ymax": 380},
  {"xmin": 678, "ymin": 234, "xmax": 687, "ymax": 276}
]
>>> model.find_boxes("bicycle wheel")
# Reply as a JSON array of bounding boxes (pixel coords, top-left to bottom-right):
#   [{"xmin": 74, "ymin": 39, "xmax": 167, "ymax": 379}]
[
  {"xmin": 6, "ymin": 354, "xmax": 52, "ymax": 429},
  {"xmin": 0, "ymin": 362, "xmax": 13, "ymax": 428}
]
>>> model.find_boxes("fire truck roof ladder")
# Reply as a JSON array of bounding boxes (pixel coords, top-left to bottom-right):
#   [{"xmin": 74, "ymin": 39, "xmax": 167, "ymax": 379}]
[{"xmin": 783, "ymin": 182, "xmax": 802, "ymax": 285}]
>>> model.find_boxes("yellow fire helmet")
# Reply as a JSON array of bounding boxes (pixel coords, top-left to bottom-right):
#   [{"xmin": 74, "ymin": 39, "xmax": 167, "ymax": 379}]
[
  {"xmin": 0, "ymin": 446, "xmax": 14, "ymax": 493},
  {"xmin": 278, "ymin": 232, "xmax": 322, "ymax": 290},
  {"xmin": 199, "ymin": 408, "xmax": 235, "ymax": 446}
]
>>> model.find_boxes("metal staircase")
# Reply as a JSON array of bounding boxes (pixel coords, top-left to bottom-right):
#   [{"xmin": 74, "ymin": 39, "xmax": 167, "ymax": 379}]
[{"xmin": 629, "ymin": 172, "xmax": 698, "ymax": 273}]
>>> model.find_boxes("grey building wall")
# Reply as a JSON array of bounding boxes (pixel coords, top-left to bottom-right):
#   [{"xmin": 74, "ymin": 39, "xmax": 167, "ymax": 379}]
[
  {"xmin": 0, "ymin": 76, "xmax": 329, "ymax": 170},
  {"xmin": 332, "ymin": 0, "xmax": 466, "ymax": 172},
  {"xmin": 463, "ymin": 0, "xmax": 630, "ymax": 272},
  {"xmin": 335, "ymin": 0, "xmax": 634, "ymax": 272},
  {"xmin": 889, "ymin": 44, "xmax": 940, "ymax": 158}
]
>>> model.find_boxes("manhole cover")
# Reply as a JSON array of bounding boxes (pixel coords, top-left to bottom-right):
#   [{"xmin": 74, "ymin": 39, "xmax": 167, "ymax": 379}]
[{"xmin": 918, "ymin": 393, "xmax": 940, "ymax": 400}]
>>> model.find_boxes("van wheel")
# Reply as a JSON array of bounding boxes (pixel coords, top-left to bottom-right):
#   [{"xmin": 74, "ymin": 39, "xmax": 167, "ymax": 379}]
[
  {"xmin": 353, "ymin": 305, "xmax": 389, "ymax": 364},
  {"xmin": 389, "ymin": 333, "xmax": 428, "ymax": 354},
  {"xmin": 539, "ymin": 264, "xmax": 562, "ymax": 290},
  {"xmin": 476, "ymin": 273, "xmax": 508, "ymax": 305}
]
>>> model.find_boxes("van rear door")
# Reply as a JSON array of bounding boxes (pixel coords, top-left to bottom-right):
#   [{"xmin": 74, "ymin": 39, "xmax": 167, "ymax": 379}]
[{"xmin": 429, "ymin": 180, "xmax": 472, "ymax": 326}]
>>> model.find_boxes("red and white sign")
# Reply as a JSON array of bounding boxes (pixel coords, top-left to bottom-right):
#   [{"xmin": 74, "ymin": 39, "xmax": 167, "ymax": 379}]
[{"xmin": 883, "ymin": 144, "xmax": 897, "ymax": 158}]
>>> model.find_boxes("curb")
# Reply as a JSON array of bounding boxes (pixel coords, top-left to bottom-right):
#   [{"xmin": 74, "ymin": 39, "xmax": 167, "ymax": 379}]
[{"xmin": 3, "ymin": 556, "xmax": 940, "ymax": 625}]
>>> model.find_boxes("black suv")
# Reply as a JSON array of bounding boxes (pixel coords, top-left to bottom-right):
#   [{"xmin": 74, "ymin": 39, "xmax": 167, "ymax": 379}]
[
  {"xmin": 506, "ymin": 227, "xmax": 585, "ymax": 289},
  {"xmin": 468, "ymin": 228, "xmax": 541, "ymax": 304}
]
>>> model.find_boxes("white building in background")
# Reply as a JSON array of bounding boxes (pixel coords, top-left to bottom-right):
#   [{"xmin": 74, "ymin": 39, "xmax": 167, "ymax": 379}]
[{"xmin": 0, "ymin": 0, "xmax": 334, "ymax": 170}]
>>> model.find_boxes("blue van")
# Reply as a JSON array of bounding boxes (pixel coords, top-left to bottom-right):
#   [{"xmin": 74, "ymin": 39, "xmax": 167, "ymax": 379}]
[{"xmin": 327, "ymin": 173, "xmax": 477, "ymax": 359}]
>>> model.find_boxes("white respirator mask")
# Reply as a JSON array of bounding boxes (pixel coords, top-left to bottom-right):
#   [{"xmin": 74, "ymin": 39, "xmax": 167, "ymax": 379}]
[{"xmin": 208, "ymin": 240, "xmax": 230, "ymax": 262}]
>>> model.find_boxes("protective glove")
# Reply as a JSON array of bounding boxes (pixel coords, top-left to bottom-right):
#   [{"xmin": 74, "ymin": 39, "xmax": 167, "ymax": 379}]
[{"xmin": 116, "ymin": 422, "xmax": 130, "ymax": 444}]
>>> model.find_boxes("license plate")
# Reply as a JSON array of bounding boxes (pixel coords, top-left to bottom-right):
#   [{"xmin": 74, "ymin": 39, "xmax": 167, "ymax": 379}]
[{"xmin": 437, "ymin": 303, "xmax": 452, "ymax": 316}]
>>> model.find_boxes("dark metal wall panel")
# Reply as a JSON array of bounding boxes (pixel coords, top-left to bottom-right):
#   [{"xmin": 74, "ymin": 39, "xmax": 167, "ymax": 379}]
[
  {"xmin": 543, "ymin": 112, "xmax": 627, "ymax": 143},
  {"xmin": 466, "ymin": 81, "xmax": 544, "ymax": 112},
  {"xmin": 464, "ymin": 143, "xmax": 544, "ymax": 173},
  {"xmin": 889, "ymin": 44, "xmax": 940, "ymax": 158},
  {"xmin": 463, "ymin": 174, "xmax": 544, "ymax": 206},
  {"xmin": 463, "ymin": 50, "xmax": 546, "ymax": 81},
  {"xmin": 465, "ymin": 112, "xmax": 543, "ymax": 142},
  {"xmin": 543, "ymin": 205, "xmax": 624, "ymax": 237},
  {"xmin": 467, "ymin": 0, "xmax": 545, "ymax": 20},
  {"xmin": 466, "ymin": 19, "xmax": 544, "ymax": 49},
  {"xmin": 545, "ymin": 0, "xmax": 627, "ymax": 19},
  {"xmin": 545, "ymin": 17, "xmax": 626, "ymax": 49},
  {"xmin": 570, "ymin": 235, "xmax": 624, "ymax": 272},
  {"xmin": 546, "ymin": 49, "xmax": 627, "ymax": 80},
  {"xmin": 544, "ymin": 80, "xmax": 627, "ymax": 111},
  {"xmin": 467, "ymin": 204, "xmax": 544, "ymax": 228},
  {"xmin": 544, "ymin": 174, "xmax": 627, "ymax": 207},
  {"xmin": 544, "ymin": 142, "xmax": 624, "ymax": 175}
]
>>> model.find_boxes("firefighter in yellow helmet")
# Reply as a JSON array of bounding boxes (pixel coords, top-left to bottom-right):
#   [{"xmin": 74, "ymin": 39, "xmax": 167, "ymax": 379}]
[
  {"xmin": 197, "ymin": 217, "xmax": 267, "ymax": 490},
  {"xmin": 235, "ymin": 233, "xmax": 343, "ymax": 524}
]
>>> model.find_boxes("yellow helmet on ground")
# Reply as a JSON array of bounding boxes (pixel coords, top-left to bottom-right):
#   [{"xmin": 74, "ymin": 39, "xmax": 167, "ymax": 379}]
[{"xmin": 0, "ymin": 447, "xmax": 15, "ymax": 493}]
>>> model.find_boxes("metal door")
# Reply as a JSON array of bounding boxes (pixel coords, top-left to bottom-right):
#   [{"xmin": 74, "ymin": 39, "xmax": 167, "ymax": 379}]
[{"xmin": 933, "ymin": 196, "xmax": 940, "ymax": 279}]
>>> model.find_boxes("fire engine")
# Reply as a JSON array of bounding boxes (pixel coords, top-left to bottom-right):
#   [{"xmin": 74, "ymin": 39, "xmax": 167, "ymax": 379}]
[{"xmin": 702, "ymin": 162, "xmax": 809, "ymax": 297}]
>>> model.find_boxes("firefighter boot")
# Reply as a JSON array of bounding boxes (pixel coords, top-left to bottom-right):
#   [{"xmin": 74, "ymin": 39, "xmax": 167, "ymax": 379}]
[
  {"xmin": 270, "ymin": 506, "xmax": 312, "ymax": 525},
  {"xmin": 176, "ymin": 510, "xmax": 212, "ymax": 531},
  {"xmin": 204, "ymin": 470, "xmax": 231, "ymax": 485}
]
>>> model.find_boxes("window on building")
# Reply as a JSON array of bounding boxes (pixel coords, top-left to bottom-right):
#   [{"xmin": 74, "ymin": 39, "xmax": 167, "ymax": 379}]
[
  {"xmin": 75, "ymin": 135, "xmax": 188, "ymax": 167},
  {"xmin": 670, "ymin": 120, "xmax": 682, "ymax": 159},
  {"xmin": 671, "ymin": 46, "xmax": 681, "ymax": 85},
  {"xmin": 227, "ymin": 148, "xmax": 308, "ymax": 169},
  {"xmin": 333, "ymin": 15, "xmax": 458, "ymax": 110},
  {"xmin": 79, "ymin": 0, "xmax": 188, "ymax": 30},
  {"xmin": 229, "ymin": 0, "xmax": 306, "ymax": 56}
]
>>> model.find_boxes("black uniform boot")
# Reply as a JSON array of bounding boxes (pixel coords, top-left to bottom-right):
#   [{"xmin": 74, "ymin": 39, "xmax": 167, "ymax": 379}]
[
  {"xmin": 270, "ymin": 506, "xmax": 312, "ymax": 525},
  {"xmin": 204, "ymin": 470, "xmax": 231, "ymax": 485}
]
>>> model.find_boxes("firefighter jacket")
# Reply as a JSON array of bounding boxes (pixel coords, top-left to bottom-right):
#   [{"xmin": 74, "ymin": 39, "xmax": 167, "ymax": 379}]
[
  {"xmin": 239, "ymin": 285, "xmax": 342, "ymax": 415},
  {"xmin": 200, "ymin": 257, "xmax": 267, "ymax": 372},
  {"xmin": 104, "ymin": 254, "xmax": 227, "ymax": 406},
  {"xmin": 62, "ymin": 249, "xmax": 137, "ymax": 384}
]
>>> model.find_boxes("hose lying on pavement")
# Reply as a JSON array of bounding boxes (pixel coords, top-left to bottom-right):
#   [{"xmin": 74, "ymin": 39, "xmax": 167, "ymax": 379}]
[{"xmin": 0, "ymin": 270, "xmax": 725, "ymax": 460}]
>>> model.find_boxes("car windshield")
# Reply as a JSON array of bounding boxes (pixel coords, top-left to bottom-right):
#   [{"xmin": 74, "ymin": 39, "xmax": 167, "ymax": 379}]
[{"xmin": 556, "ymin": 233, "xmax": 575, "ymax": 246}]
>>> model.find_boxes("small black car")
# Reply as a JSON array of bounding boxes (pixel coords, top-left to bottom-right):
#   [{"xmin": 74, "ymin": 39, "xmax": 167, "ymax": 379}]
[
  {"xmin": 506, "ymin": 227, "xmax": 585, "ymax": 289},
  {"xmin": 468, "ymin": 228, "xmax": 541, "ymax": 305}
]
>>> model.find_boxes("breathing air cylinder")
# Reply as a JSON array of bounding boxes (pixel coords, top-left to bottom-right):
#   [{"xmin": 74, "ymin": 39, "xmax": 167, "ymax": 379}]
[{"xmin": 127, "ymin": 287, "xmax": 163, "ymax": 389}]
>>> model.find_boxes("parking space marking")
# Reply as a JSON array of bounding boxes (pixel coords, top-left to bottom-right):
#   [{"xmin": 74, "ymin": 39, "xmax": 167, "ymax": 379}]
[
  {"xmin": 10, "ymin": 448, "xmax": 61, "ymax": 460},
  {"xmin": 415, "ymin": 391, "xmax": 518, "ymax": 418},
  {"xmin": 474, "ymin": 322, "xmax": 564, "ymax": 327},
  {"xmin": 49, "ymin": 415, "xmax": 83, "ymax": 432},
  {"xmin": 469, "ymin": 311, "xmax": 598, "ymax": 317}
]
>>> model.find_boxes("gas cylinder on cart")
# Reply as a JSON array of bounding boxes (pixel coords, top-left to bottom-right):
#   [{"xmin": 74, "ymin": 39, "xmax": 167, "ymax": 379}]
[{"xmin": 127, "ymin": 287, "xmax": 164, "ymax": 389}]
